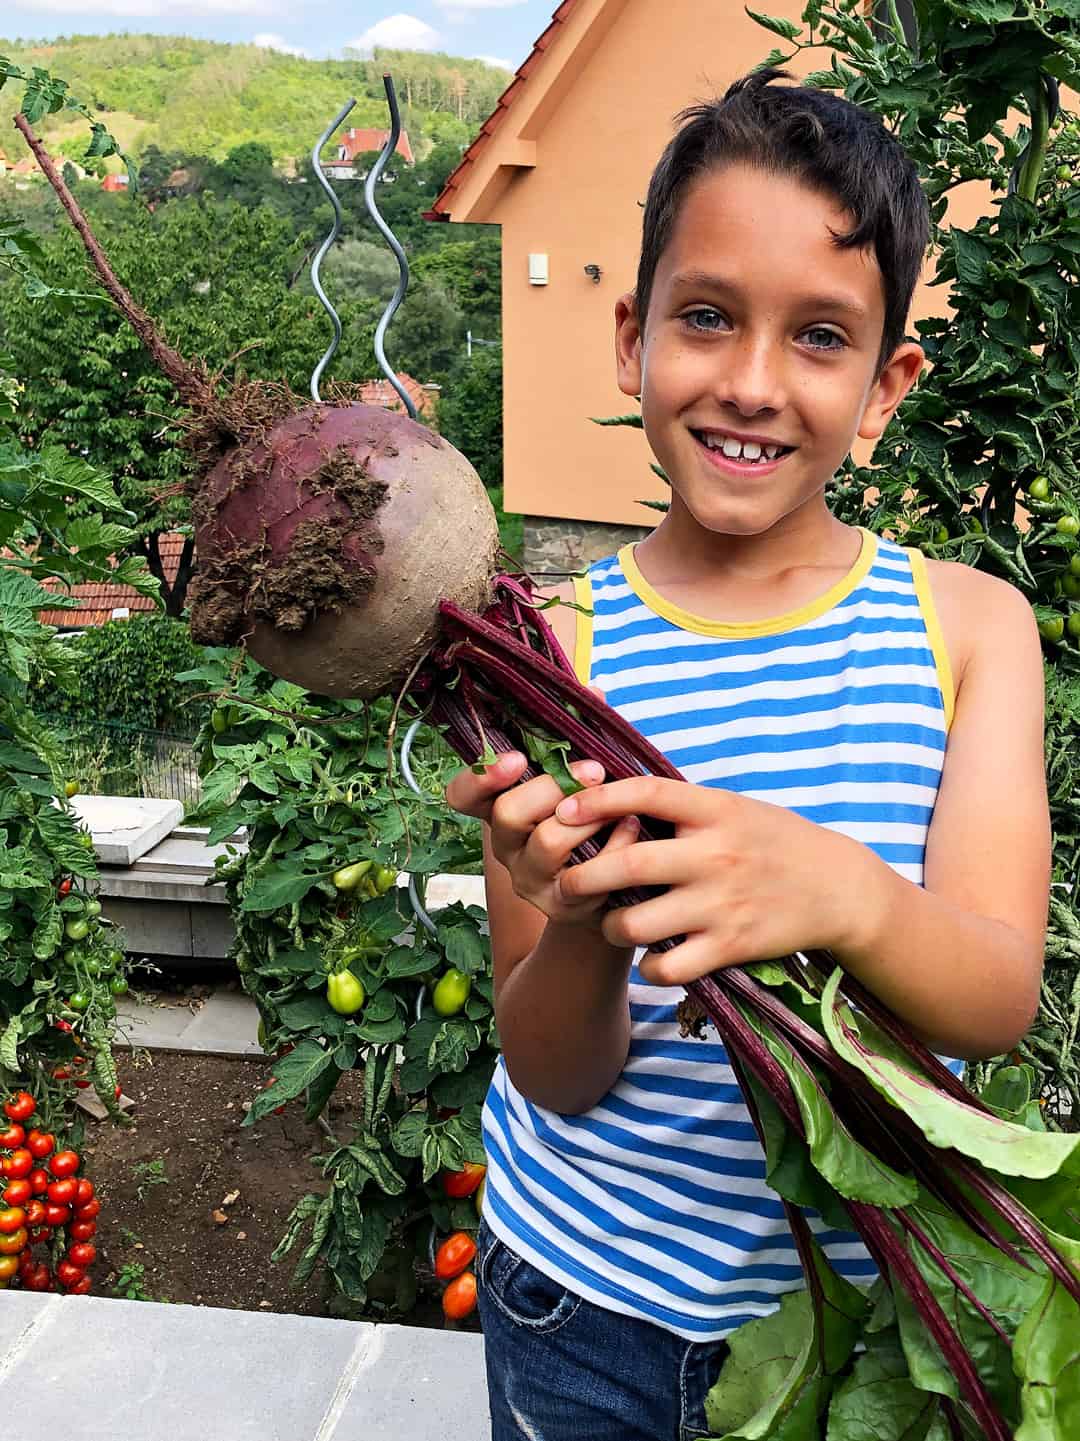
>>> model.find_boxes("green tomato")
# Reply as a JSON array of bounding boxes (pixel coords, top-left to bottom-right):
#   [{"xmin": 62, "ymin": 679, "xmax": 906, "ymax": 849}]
[
  {"xmin": 78, "ymin": 833, "xmax": 94, "ymax": 851},
  {"xmin": 64, "ymin": 918, "xmax": 89, "ymax": 942},
  {"xmin": 85, "ymin": 899, "xmax": 101, "ymax": 919},
  {"xmin": 1068, "ymin": 614, "xmax": 1080, "ymax": 640},
  {"xmin": 1062, "ymin": 574, "xmax": 1080, "ymax": 600},
  {"xmin": 1056, "ymin": 515, "xmax": 1080, "ymax": 538},
  {"xmin": 932, "ymin": 525, "xmax": 949, "ymax": 545},
  {"xmin": 326, "ymin": 969, "xmax": 366, "ymax": 1015},
  {"xmin": 109, "ymin": 976, "xmax": 129, "ymax": 996},
  {"xmin": 374, "ymin": 865, "xmax": 398, "ymax": 895},
  {"xmin": 432, "ymin": 968, "xmax": 472, "ymax": 1018},
  {"xmin": 332, "ymin": 860, "xmax": 372, "ymax": 892},
  {"xmin": 211, "ymin": 708, "xmax": 228, "ymax": 734},
  {"xmin": 64, "ymin": 781, "xmax": 79, "ymax": 799},
  {"xmin": 107, "ymin": 948, "xmax": 124, "ymax": 968},
  {"xmin": 257, "ymin": 1019, "xmax": 268, "ymax": 1049},
  {"xmin": 1069, "ymin": 555, "xmax": 1080, "ymax": 577},
  {"xmin": 84, "ymin": 959, "xmax": 102, "ymax": 979},
  {"xmin": 1057, "ymin": 165, "xmax": 1074, "ymax": 182},
  {"xmin": 67, "ymin": 992, "xmax": 90, "ymax": 1014},
  {"xmin": 1029, "ymin": 476, "xmax": 1051, "ymax": 502},
  {"xmin": 1039, "ymin": 616, "xmax": 1066, "ymax": 644}
]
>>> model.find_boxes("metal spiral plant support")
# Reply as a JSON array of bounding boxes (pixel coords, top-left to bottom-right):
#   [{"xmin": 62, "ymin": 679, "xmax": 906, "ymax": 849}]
[
  {"xmin": 366, "ymin": 75, "xmax": 417, "ymax": 421},
  {"xmin": 308, "ymin": 98, "xmax": 357, "ymax": 403}
]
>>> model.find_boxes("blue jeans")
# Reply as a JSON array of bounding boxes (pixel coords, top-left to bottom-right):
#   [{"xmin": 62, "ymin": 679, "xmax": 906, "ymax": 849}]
[{"xmin": 476, "ymin": 1220, "xmax": 729, "ymax": 1441}]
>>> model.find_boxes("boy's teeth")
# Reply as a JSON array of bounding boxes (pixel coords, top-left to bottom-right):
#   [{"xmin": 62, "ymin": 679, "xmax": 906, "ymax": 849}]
[{"xmin": 701, "ymin": 433, "xmax": 783, "ymax": 463}]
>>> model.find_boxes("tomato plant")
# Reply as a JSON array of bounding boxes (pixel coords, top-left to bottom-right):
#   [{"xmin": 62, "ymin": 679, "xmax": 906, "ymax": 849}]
[{"xmin": 185, "ymin": 653, "xmax": 495, "ymax": 1314}]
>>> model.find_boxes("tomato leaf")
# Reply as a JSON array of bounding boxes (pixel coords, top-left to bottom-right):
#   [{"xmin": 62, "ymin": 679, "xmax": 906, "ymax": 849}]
[
  {"xmin": 242, "ymin": 1040, "xmax": 333, "ymax": 1125},
  {"xmin": 240, "ymin": 863, "xmax": 327, "ymax": 913}
]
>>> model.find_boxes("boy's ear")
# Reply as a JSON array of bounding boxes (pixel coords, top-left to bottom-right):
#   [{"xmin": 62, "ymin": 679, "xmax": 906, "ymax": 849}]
[
  {"xmin": 857, "ymin": 340, "xmax": 924, "ymax": 442},
  {"xmin": 615, "ymin": 291, "xmax": 644, "ymax": 398}
]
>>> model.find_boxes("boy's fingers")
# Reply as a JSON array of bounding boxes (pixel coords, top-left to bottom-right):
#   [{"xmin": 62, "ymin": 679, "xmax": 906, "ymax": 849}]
[
  {"xmin": 445, "ymin": 751, "xmax": 528, "ymax": 819},
  {"xmin": 555, "ymin": 776, "xmax": 709, "ymax": 828}
]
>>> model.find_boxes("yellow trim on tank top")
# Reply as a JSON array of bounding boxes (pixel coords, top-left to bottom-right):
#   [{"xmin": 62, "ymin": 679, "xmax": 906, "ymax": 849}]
[
  {"xmin": 616, "ymin": 526, "xmax": 877, "ymax": 640},
  {"xmin": 572, "ymin": 571, "xmax": 593, "ymax": 685},
  {"xmin": 904, "ymin": 546, "xmax": 955, "ymax": 733}
]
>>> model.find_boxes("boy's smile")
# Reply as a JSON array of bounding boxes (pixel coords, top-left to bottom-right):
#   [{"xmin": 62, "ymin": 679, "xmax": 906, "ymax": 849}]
[{"xmin": 616, "ymin": 164, "xmax": 922, "ymax": 549}]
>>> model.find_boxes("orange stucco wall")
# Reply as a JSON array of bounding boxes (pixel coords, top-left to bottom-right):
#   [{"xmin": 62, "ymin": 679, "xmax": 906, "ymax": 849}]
[{"xmin": 446, "ymin": 0, "xmax": 1074, "ymax": 528}]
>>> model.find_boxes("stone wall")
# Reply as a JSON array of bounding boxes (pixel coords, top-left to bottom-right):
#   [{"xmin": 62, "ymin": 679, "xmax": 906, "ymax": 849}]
[{"xmin": 522, "ymin": 515, "xmax": 654, "ymax": 578}]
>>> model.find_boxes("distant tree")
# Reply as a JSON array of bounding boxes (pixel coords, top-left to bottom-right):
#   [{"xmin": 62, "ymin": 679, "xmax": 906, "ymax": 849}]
[
  {"xmin": 437, "ymin": 344, "xmax": 502, "ymax": 490},
  {"xmin": 413, "ymin": 233, "xmax": 501, "ymax": 337}
]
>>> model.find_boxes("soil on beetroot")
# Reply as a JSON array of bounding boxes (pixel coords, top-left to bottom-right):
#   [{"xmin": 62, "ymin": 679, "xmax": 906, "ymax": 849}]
[{"xmin": 85, "ymin": 1034, "xmax": 468, "ymax": 1329}]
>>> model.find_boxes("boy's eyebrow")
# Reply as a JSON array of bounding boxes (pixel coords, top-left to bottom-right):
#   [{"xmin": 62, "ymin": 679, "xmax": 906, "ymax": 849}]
[{"xmin": 669, "ymin": 270, "xmax": 870, "ymax": 320}]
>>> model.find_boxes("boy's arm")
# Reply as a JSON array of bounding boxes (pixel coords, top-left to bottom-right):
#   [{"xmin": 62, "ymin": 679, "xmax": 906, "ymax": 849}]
[{"xmin": 830, "ymin": 564, "xmax": 1049, "ymax": 1059}]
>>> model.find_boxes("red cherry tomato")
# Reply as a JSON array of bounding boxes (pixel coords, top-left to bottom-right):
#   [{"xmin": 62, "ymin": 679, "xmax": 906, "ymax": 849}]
[
  {"xmin": 29, "ymin": 1226, "xmax": 52, "ymax": 1244},
  {"xmin": 25, "ymin": 1262, "xmax": 52, "ymax": 1291},
  {"xmin": 28, "ymin": 1168, "xmax": 49, "ymax": 1195},
  {"xmin": 2, "ymin": 1149, "xmax": 33, "ymax": 1180},
  {"xmin": 68, "ymin": 1219, "xmax": 96, "ymax": 1242},
  {"xmin": 51, "ymin": 1066, "xmax": 73, "ymax": 1081},
  {"xmin": 66, "ymin": 1274, "xmax": 92, "ymax": 1295},
  {"xmin": 442, "ymin": 1270, "xmax": 478, "ymax": 1320},
  {"xmin": 25, "ymin": 1200, "xmax": 47, "ymax": 1227},
  {"xmin": 440, "ymin": 1162, "xmax": 486, "ymax": 1199},
  {"xmin": 3, "ymin": 1092, "xmax": 36, "ymax": 1123},
  {"xmin": 0, "ymin": 1206, "xmax": 26, "ymax": 1234},
  {"xmin": 2, "ymin": 1178, "xmax": 31, "ymax": 1206},
  {"xmin": 0, "ymin": 1124, "xmax": 26, "ymax": 1149},
  {"xmin": 73, "ymin": 1080, "xmax": 91, "ymax": 1090},
  {"xmin": 47, "ymin": 1178, "xmax": 77, "ymax": 1205},
  {"xmin": 74, "ymin": 1198, "xmax": 101, "ymax": 1221},
  {"xmin": 26, "ymin": 1130, "xmax": 55, "ymax": 1160},
  {"xmin": 0, "ymin": 1227, "xmax": 28, "ymax": 1255},
  {"xmin": 58, "ymin": 877, "xmax": 73, "ymax": 897},
  {"xmin": 49, "ymin": 1150, "xmax": 80, "ymax": 1179},
  {"xmin": 75, "ymin": 1179, "xmax": 94, "ymax": 1205},
  {"xmin": 434, "ymin": 1231, "xmax": 478, "ymax": 1281},
  {"xmin": 56, "ymin": 1259, "xmax": 85, "ymax": 1289},
  {"xmin": 44, "ymin": 1203, "xmax": 71, "ymax": 1227},
  {"xmin": 67, "ymin": 1242, "xmax": 96, "ymax": 1268}
]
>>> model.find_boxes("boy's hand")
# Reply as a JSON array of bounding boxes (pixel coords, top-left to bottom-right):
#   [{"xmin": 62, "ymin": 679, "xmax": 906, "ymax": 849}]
[
  {"xmin": 553, "ymin": 777, "xmax": 879, "ymax": 985},
  {"xmin": 445, "ymin": 751, "xmax": 641, "ymax": 930}
]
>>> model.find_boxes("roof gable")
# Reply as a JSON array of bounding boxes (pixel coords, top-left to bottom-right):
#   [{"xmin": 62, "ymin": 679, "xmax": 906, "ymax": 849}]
[{"xmin": 427, "ymin": 0, "xmax": 627, "ymax": 223}]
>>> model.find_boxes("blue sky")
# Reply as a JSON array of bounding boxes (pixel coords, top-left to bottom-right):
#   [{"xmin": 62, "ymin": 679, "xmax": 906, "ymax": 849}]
[{"xmin": 2, "ymin": 0, "xmax": 556, "ymax": 71}]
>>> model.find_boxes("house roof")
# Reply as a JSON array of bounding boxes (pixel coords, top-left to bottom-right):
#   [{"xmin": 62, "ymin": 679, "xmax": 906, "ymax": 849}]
[
  {"xmin": 39, "ymin": 532, "xmax": 187, "ymax": 629},
  {"xmin": 336, "ymin": 127, "xmax": 415, "ymax": 166},
  {"xmin": 358, "ymin": 373, "xmax": 437, "ymax": 418},
  {"xmin": 426, "ymin": 0, "xmax": 581, "ymax": 221}
]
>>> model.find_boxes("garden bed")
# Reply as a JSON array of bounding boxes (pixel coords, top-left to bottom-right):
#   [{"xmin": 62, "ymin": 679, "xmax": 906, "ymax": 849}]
[{"xmin": 82, "ymin": 1046, "xmax": 461, "ymax": 1328}]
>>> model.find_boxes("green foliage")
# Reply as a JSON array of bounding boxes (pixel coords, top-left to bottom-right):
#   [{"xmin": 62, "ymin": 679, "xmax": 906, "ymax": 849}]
[
  {"xmin": 0, "ymin": 34, "xmax": 510, "ymax": 166},
  {"xmin": 438, "ymin": 345, "xmax": 504, "ymax": 490},
  {"xmin": 31, "ymin": 613, "xmax": 210, "ymax": 732},
  {"xmin": 182, "ymin": 648, "xmax": 494, "ymax": 1310}
]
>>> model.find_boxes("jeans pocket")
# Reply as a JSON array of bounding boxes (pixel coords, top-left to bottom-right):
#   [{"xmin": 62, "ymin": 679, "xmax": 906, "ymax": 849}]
[{"xmin": 479, "ymin": 1231, "xmax": 582, "ymax": 1334}]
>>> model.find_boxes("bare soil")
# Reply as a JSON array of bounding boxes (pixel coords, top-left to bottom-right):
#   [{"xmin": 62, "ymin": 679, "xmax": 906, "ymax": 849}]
[{"xmin": 82, "ymin": 988, "xmax": 460, "ymax": 1328}]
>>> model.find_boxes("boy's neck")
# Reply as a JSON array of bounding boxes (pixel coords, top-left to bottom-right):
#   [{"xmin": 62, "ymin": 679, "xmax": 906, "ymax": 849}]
[{"xmin": 632, "ymin": 501, "xmax": 863, "ymax": 625}]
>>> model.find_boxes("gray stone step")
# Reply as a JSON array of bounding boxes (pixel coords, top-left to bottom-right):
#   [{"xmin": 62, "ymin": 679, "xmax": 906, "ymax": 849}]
[{"xmin": 0, "ymin": 1291, "xmax": 488, "ymax": 1440}]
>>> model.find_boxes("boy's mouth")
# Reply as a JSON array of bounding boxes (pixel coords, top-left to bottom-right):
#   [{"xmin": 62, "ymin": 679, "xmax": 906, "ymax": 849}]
[{"xmin": 690, "ymin": 429, "xmax": 796, "ymax": 473}]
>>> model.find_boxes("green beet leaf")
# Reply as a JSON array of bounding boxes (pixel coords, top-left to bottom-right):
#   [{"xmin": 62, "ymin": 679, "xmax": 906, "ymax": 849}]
[
  {"xmin": 821, "ymin": 969, "xmax": 1080, "ymax": 1179},
  {"xmin": 1014, "ymin": 1272, "xmax": 1080, "ymax": 1441},
  {"xmin": 826, "ymin": 1330, "xmax": 943, "ymax": 1441}
]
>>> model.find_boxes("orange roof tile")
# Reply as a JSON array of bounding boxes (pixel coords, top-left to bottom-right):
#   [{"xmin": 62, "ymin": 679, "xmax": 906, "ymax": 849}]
[
  {"xmin": 335, "ymin": 127, "xmax": 415, "ymax": 166},
  {"xmin": 426, "ymin": 0, "xmax": 580, "ymax": 221},
  {"xmin": 358, "ymin": 372, "xmax": 437, "ymax": 418},
  {"xmin": 38, "ymin": 532, "xmax": 187, "ymax": 628}
]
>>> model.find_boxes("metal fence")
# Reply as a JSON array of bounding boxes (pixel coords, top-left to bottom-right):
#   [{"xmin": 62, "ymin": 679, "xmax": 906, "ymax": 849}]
[{"xmin": 40, "ymin": 715, "xmax": 202, "ymax": 812}]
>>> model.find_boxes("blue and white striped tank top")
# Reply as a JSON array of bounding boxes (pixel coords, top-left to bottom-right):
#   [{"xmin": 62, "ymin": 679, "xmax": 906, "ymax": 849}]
[{"xmin": 480, "ymin": 528, "xmax": 959, "ymax": 1340}]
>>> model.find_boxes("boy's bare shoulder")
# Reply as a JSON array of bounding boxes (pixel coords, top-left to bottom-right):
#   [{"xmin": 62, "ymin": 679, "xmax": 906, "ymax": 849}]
[{"xmin": 923, "ymin": 555, "xmax": 1039, "ymax": 691}]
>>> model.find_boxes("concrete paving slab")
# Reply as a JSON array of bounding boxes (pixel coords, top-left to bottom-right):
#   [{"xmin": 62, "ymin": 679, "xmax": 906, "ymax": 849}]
[
  {"xmin": 70, "ymin": 795, "xmax": 183, "ymax": 866},
  {"xmin": 0, "ymin": 1294, "xmax": 371, "ymax": 1441},
  {"xmin": 333, "ymin": 1322, "xmax": 488, "ymax": 1436},
  {"xmin": 132, "ymin": 833, "xmax": 238, "ymax": 876},
  {"xmin": 114, "ymin": 993, "xmax": 205, "ymax": 1048},
  {"xmin": 181, "ymin": 987, "xmax": 263, "ymax": 1057}
]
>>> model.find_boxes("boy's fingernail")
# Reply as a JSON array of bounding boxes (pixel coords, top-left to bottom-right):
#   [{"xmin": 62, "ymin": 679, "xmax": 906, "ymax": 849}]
[
  {"xmin": 578, "ymin": 761, "xmax": 604, "ymax": 784},
  {"xmin": 622, "ymin": 815, "xmax": 640, "ymax": 835},
  {"xmin": 493, "ymin": 752, "xmax": 523, "ymax": 774},
  {"xmin": 556, "ymin": 797, "xmax": 580, "ymax": 822}
]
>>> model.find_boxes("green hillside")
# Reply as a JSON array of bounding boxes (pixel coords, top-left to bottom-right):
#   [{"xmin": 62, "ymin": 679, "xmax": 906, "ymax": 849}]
[{"xmin": 0, "ymin": 33, "xmax": 511, "ymax": 165}]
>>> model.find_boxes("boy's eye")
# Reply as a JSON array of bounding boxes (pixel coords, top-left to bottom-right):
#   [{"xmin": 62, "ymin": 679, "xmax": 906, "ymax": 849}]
[
  {"xmin": 802, "ymin": 326, "xmax": 846, "ymax": 352},
  {"xmin": 682, "ymin": 307, "xmax": 728, "ymax": 332}
]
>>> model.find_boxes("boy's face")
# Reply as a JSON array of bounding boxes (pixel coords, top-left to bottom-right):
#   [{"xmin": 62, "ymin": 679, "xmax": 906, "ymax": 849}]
[{"xmin": 616, "ymin": 163, "xmax": 923, "ymax": 539}]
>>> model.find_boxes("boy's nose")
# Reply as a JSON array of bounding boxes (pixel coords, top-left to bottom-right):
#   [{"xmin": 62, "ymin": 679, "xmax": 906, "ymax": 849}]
[{"xmin": 719, "ymin": 334, "xmax": 786, "ymax": 417}]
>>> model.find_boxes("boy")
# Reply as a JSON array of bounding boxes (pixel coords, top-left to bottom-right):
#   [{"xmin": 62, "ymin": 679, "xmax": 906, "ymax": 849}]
[{"xmin": 446, "ymin": 68, "xmax": 1049, "ymax": 1440}]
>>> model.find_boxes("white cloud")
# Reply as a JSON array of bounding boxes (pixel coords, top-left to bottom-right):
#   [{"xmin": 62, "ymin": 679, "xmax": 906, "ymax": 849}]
[
  {"xmin": 30, "ymin": 0, "xmax": 276, "ymax": 12},
  {"xmin": 472, "ymin": 54, "xmax": 515, "ymax": 71},
  {"xmin": 253, "ymin": 31, "xmax": 307, "ymax": 57},
  {"xmin": 347, "ymin": 13, "xmax": 442, "ymax": 54},
  {"xmin": 434, "ymin": 0, "xmax": 527, "ymax": 8}
]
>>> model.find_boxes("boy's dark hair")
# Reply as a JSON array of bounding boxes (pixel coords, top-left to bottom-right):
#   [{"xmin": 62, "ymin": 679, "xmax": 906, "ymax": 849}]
[{"xmin": 635, "ymin": 68, "xmax": 930, "ymax": 376}]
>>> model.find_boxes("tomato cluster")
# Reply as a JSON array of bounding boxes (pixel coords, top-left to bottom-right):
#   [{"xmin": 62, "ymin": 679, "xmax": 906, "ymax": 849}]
[
  {"xmin": 0, "ymin": 1092, "xmax": 101, "ymax": 1295},
  {"xmin": 433, "ymin": 1162, "xmax": 485, "ymax": 1322}
]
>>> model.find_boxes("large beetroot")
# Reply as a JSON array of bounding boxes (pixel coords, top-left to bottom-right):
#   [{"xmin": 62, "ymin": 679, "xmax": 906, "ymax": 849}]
[{"xmin": 188, "ymin": 402, "xmax": 498, "ymax": 698}]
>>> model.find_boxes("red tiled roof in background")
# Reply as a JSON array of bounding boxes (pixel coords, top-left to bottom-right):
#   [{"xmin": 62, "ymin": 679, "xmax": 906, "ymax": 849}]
[
  {"xmin": 100, "ymin": 174, "xmax": 129, "ymax": 192},
  {"xmin": 336, "ymin": 127, "xmax": 415, "ymax": 165},
  {"xmin": 38, "ymin": 532, "xmax": 188, "ymax": 629},
  {"xmin": 358, "ymin": 372, "xmax": 438, "ymax": 418},
  {"xmin": 425, "ymin": 0, "xmax": 579, "ymax": 221}
]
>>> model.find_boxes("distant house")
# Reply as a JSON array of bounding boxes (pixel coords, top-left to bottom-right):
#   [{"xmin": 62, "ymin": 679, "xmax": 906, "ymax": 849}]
[
  {"xmin": 358, "ymin": 373, "xmax": 439, "ymax": 421},
  {"xmin": 323, "ymin": 126, "xmax": 414, "ymax": 181},
  {"xmin": 39, "ymin": 533, "xmax": 188, "ymax": 629},
  {"xmin": 0, "ymin": 149, "xmax": 8, "ymax": 176},
  {"xmin": 100, "ymin": 173, "xmax": 129, "ymax": 193}
]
